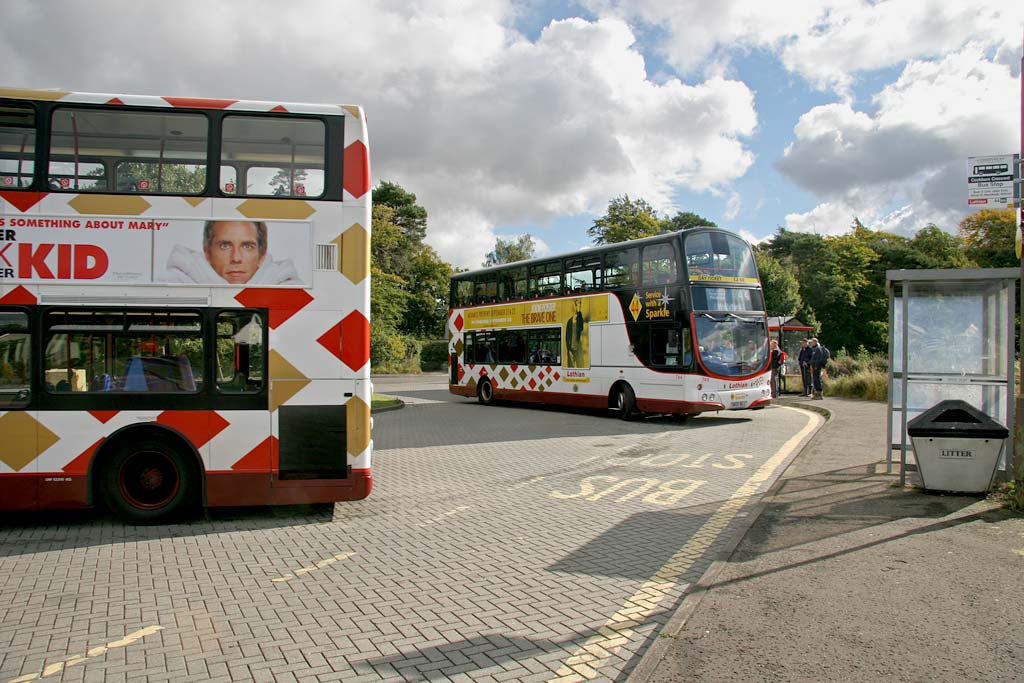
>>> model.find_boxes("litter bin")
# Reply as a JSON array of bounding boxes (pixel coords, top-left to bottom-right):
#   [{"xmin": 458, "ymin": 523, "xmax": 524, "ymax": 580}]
[{"xmin": 906, "ymin": 399, "xmax": 1008, "ymax": 493}]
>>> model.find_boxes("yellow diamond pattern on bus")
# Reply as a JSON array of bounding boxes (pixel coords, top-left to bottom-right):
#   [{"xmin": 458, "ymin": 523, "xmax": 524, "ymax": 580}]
[
  {"xmin": 629, "ymin": 293, "xmax": 643, "ymax": 321},
  {"xmin": 346, "ymin": 396, "xmax": 370, "ymax": 457},
  {"xmin": 269, "ymin": 350, "xmax": 311, "ymax": 411},
  {"xmin": 0, "ymin": 411, "xmax": 60, "ymax": 472},
  {"xmin": 331, "ymin": 223, "xmax": 369, "ymax": 284},
  {"xmin": 236, "ymin": 199, "xmax": 316, "ymax": 220},
  {"xmin": 68, "ymin": 195, "xmax": 152, "ymax": 216},
  {"xmin": 182, "ymin": 197, "xmax": 207, "ymax": 208},
  {"xmin": 0, "ymin": 87, "xmax": 69, "ymax": 101}
]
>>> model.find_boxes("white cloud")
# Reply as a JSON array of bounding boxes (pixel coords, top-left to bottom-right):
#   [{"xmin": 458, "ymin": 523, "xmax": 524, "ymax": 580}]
[
  {"xmin": 0, "ymin": 2, "xmax": 761, "ymax": 269},
  {"xmin": 584, "ymin": 0, "xmax": 1024, "ymax": 96},
  {"xmin": 777, "ymin": 44, "xmax": 1018, "ymax": 236}
]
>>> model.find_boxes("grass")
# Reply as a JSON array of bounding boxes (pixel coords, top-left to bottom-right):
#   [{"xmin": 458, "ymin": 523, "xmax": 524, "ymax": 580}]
[{"xmin": 371, "ymin": 394, "xmax": 402, "ymax": 411}]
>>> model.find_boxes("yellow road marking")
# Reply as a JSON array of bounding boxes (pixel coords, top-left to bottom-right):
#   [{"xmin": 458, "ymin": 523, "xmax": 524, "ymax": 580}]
[
  {"xmin": 547, "ymin": 406, "xmax": 822, "ymax": 681},
  {"xmin": 272, "ymin": 552, "xmax": 355, "ymax": 583},
  {"xmin": 6, "ymin": 625, "xmax": 163, "ymax": 683}
]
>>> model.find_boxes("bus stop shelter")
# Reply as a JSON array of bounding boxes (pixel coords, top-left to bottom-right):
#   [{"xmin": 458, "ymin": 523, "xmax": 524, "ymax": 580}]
[
  {"xmin": 886, "ymin": 268, "xmax": 1018, "ymax": 486},
  {"xmin": 768, "ymin": 315, "xmax": 814, "ymax": 393}
]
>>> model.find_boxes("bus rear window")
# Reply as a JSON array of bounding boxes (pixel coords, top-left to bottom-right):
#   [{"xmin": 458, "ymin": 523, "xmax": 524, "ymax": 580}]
[
  {"xmin": 221, "ymin": 115, "xmax": 325, "ymax": 198},
  {"xmin": 0, "ymin": 103, "xmax": 35, "ymax": 189},
  {"xmin": 49, "ymin": 108, "xmax": 208, "ymax": 194}
]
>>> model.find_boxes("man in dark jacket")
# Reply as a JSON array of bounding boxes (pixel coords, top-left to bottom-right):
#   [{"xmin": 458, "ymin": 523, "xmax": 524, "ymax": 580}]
[
  {"xmin": 808, "ymin": 337, "xmax": 829, "ymax": 399},
  {"xmin": 797, "ymin": 339, "xmax": 812, "ymax": 397}
]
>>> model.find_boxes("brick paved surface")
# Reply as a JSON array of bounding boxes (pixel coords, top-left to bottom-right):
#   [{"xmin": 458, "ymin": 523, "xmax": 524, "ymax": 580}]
[{"xmin": 0, "ymin": 375, "xmax": 821, "ymax": 683}]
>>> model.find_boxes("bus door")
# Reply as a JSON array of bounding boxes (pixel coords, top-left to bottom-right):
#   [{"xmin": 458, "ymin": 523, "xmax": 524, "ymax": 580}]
[{"xmin": 0, "ymin": 308, "xmax": 38, "ymax": 509}]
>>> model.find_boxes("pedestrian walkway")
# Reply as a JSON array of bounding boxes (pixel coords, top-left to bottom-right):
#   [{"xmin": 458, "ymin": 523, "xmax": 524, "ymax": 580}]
[{"xmin": 630, "ymin": 395, "xmax": 1024, "ymax": 683}]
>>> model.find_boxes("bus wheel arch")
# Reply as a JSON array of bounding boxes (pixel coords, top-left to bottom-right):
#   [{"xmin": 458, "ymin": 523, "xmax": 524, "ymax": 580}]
[
  {"xmin": 610, "ymin": 381, "xmax": 638, "ymax": 420},
  {"xmin": 477, "ymin": 378, "xmax": 496, "ymax": 405},
  {"xmin": 91, "ymin": 425, "xmax": 204, "ymax": 524}
]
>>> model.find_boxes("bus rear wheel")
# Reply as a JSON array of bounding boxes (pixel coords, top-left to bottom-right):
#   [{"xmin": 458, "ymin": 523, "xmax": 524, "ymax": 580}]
[
  {"xmin": 615, "ymin": 384, "xmax": 637, "ymax": 421},
  {"xmin": 102, "ymin": 439, "xmax": 197, "ymax": 524},
  {"xmin": 478, "ymin": 378, "xmax": 496, "ymax": 405}
]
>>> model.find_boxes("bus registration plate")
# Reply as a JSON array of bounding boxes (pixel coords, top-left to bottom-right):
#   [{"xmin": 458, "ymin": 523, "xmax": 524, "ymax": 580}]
[{"xmin": 729, "ymin": 392, "xmax": 747, "ymax": 408}]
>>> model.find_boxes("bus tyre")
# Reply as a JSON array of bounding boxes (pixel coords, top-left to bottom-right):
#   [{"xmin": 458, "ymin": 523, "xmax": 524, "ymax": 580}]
[
  {"xmin": 102, "ymin": 439, "xmax": 197, "ymax": 524},
  {"xmin": 478, "ymin": 378, "xmax": 496, "ymax": 405},
  {"xmin": 615, "ymin": 384, "xmax": 637, "ymax": 421}
]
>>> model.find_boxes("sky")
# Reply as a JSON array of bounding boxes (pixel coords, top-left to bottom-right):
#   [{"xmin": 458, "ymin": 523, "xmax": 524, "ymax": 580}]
[{"xmin": 2, "ymin": 1, "xmax": 1022, "ymax": 269}]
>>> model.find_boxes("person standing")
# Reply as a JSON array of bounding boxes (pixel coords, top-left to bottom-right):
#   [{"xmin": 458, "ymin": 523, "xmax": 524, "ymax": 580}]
[
  {"xmin": 798, "ymin": 339, "xmax": 813, "ymax": 397},
  {"xmin": 808, "ymin": 337, "xmax": 830, "ymax": 399},
  {"xmin": 769, "ymin": 339, "xmax": 783, "ymax": 398}
]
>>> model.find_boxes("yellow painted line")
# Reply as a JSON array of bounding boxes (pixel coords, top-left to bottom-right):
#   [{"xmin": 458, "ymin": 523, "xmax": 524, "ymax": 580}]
[
  {"xmin": 6, "ymin": 625, "xmax": 163, "ymax": 683},
  {"xmin": 416, "ymin": 506, "xmax": 471, "ymax": 527},
  {"xmin": 272, "ymin": 552, "xmax": 355, "ymax": 583},
  {"xmin": 508, "ymin": 455, "xmax": 600, "ymax": 491},
  {"xmin": 547, "ymin": 406, "xmax": 822, "ymax": 681}
]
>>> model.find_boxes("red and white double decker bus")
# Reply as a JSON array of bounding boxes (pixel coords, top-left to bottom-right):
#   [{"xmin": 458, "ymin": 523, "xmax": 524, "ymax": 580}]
[
  {"xmin": 448, "ymin": 229, "xmax": 771, "ymax": 418},
  {"xmin": 0, "ymin": 87, "xmax": 372, "ymax": 522}
]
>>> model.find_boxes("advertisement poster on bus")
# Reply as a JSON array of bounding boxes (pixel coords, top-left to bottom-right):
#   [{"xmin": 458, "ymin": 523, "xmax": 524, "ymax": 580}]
[{"xmin": 0, "ymin": 216, "xmax": 312, "ymax": 286}]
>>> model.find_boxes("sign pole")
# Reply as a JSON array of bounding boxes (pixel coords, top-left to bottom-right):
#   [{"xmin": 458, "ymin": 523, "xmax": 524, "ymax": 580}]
[{"xmin": 1016, "ymin": 31, "xmax": 1024, "ymax": 492}]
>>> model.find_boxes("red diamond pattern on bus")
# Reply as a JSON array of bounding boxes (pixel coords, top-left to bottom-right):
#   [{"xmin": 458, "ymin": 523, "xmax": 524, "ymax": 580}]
[
  {"xmin": 163, "ymin": 96, "xmax": 238, "ymax": 109},
  {"xmin": 317, "ymin": 321, "xmax": 343, "ymax": 361},
  {"xmin": 553, "ymin": 372, "xmax": 561, "ymax": 381},
  {"xmin": 156, "ymin": 411, "xmax": 230, "ymax": 449},
  {"xmin": 458, "ymin": 364, "xmax": 465, "ymax": 382},
  {"xmin": 0, "ymin": 191, "xmax": 46, "ymax": 213},
  {"xmin": 63, "ymin": 438, "xmax": 103, "ymax": 475},
  {"xmin": 453, "ymin": 314, "xmax": 464, "ymax": 332},
  {"xmin": 340, "ymin": 311, "xmax": 370, "ymax": 371},
  {"xmin": 105, "ymin": 98, "xmax": 125, "ymax": 105},
  {"xmin": 529, "ymin": 378, "xmax": 537, "ymax": 389},
  {"xmin": 231, "ymin": 436, "xmax": 275, "ymax": 471},
  {"xmin": 0, "ymin": 285, "xmax": 37, "ymax": 305},
  {"xmin": 235, "ymin": 288, "xmax": 313, "ymax": 328},
  {"xmin": 88, "ymin": 410, "xmax": 119, "ymax": 424},
  {"xmin": 343, "ymin": 140, "xmax": 370, "ymax": 198}
]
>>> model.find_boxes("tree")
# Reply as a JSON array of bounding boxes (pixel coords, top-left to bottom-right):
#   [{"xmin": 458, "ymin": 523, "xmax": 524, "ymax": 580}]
[
  {"xmin": 910, "ymin": 225, "xmax": 973, "ymax": 269},
  {"xmin": 958, "ymin": 208, "xmax": 1017, "ymax": 268},
  {"xmin": 403, "ymin": 246, "xmax": 453, "ymax": 338},
  {"xmin": 269, "ymin": 167, "xmax": 309, "ymax": 196},
  {"xmin": 483, "ymin": 235, "xmax": 536, "ymax": 267},
  {"xmin": 370, "ymin": 181, "xmax": 453, "ymax": 352},
  {"xmin": 588, "ymin": 195, "xmax": 665, "ymax": 244},
  {"xmin": 374, "ymin": 181, "xmax": 428, "ymax": 244},
  {"xmin": 754, "ymin": 249, "xmax": 803, "ymax": 317},
  {"xmin": 665, "ymin": 211, "xmax": 716, "ymax": 232}
]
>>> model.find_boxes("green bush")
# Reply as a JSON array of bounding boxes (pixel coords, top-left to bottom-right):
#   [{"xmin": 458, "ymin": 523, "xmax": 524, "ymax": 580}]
[
  {"xmin": 826, "ymin": 349, "xmax": 888, "ymax": 378},
  {"xmin": 371, "ymin": 330, "xmax": 422, "ymax": 374},
  {"xmin": 419, "ymin": 340, "xmax": 449, "ymax": 372},
  {"xmin": 825, "ymin": 368, "xmax": 888, "ymax": 401}
]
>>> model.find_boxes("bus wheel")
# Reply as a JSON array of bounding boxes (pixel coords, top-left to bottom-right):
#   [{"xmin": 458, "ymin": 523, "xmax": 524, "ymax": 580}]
[
  {"xmin": 615, "ymin": 384, "xmax": 637, "ymax": 421},
  {"xmin": 102, "ymin": 439, "xmax": 197, "ymax": 524},
  {"xmin": 478, "ymin": 378, "xmax": 496, "ymax": 405}
]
